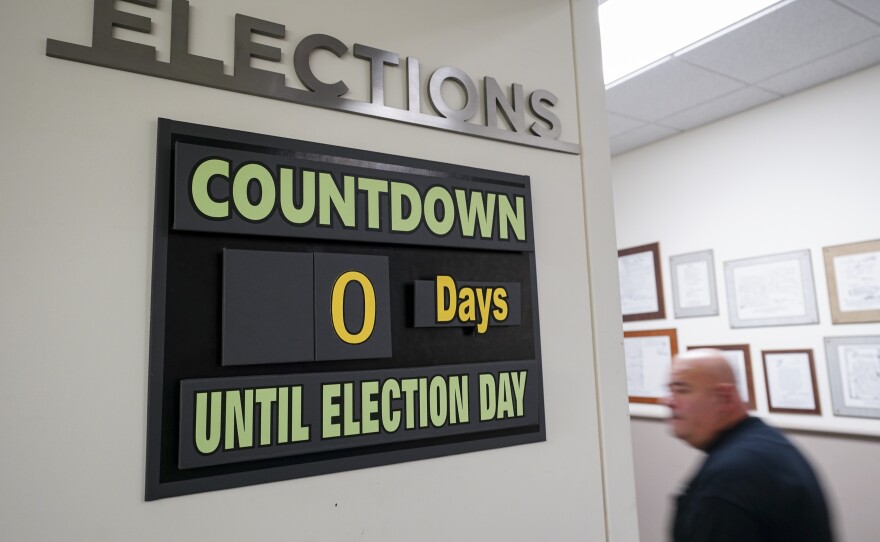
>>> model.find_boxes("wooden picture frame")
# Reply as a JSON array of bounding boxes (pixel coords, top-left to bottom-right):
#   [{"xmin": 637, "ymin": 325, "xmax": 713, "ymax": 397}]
[
  {"xmin": 688, "ymin": 344, "xmax": 756, "ymax": 410},
  {"xmin": 823, "ymin": 239, "xmax": 880, "ymax": 324},
  {"xmin": 624, "ymin": 328, "xmax": 678, "ymax": 404},
  {"xmin": 618, "ymin": 242, "xmax": 665, "ymax": 322},
  {"xmin": 762, "ymin": 349, "xmax": 821, "ymax": 415},
  {"xmin": 723, "ymin": 249, "xmax": 819, "ymax": 328},
  {"xmin": 670, "ymin": 249, "xmax": 719, "ymax": 318},
  {"xmin": 824, "ymin": 335, "xmax": 880, "ymax": 419}
]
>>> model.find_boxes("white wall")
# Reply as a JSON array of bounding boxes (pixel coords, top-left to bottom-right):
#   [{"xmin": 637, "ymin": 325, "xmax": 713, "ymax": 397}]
[
  {"xmin": 613, "ymin": 64, "xmax": 880, "ymax": 541},
  {"xmin": 0, "ymin": 1, "xmax": 637, "ymax": 541}
]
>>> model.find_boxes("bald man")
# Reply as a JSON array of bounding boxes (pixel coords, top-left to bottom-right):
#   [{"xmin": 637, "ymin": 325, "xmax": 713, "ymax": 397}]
[{"xmin": 665, "ymin": 349, "xmax": 833, "ymax": 542}]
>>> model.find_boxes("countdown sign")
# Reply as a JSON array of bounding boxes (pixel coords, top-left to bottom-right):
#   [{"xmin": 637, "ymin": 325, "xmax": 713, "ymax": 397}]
[{"xmin": 145, "ymin": 119, "xmax": 545, "ymax": 500}]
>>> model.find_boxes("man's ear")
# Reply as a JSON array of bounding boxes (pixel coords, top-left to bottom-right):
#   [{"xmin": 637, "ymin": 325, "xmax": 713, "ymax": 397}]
[{"xmin": 714, "ymin": 383, "xmax": 737, "ymax": 405}]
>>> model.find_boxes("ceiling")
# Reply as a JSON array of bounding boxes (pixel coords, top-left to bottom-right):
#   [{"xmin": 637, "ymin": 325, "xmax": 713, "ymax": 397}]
[{"xmin": 603, "ymin": 0, "xmax": 880, "ymax": 156}]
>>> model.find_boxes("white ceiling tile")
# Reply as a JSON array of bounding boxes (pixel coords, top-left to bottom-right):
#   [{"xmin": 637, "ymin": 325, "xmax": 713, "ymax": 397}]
[
  {"xmin": 657, "ymin": 87, "xmax": 781, "ymax": 131},
  {"xmin": 609, "ymin": 124, "xmax": 680, "ymax": 156},
  {"xmin": 606, "ymin": 59, "xmax": 744, "ymax": 122},
  {"xmin": 835, "ymin": 0, "xmax": 880, "ymax": 24},
  {"xmin": 602, "ymin": 0, "xmax": 880, "ymax": 149},
  {"xmin": 758, "ymin": 35, "xmax": 880, "ymax": 94},
  {"xmin": 678, "ymin": 0, "xmax": 880, "ymax": 84},
  {"xmin": 607, "ymin": 112, "xmax": 647, "ymax": 138}
]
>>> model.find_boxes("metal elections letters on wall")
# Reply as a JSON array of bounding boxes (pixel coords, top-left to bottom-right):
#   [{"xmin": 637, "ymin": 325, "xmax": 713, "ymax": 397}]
[
  {"xmin": 145, "ymin": 119, "xmax": 545, "ymax": 499},
  {"xmin": 46, "ymin": 0, "xmax": 578, "ymax": 154}
]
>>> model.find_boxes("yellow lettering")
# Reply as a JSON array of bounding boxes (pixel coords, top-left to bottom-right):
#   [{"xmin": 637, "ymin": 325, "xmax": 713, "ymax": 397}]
[
  {"xmin": 436, "ymin": 275, "xmax": 456, "ymax": 323},
  {"xmin": 331, "ymin": 271, "xmax": 376, "ymax": 344},
  {"xmin": 475, "ymin": 287, "xmax": 494, "ymax": 334},
  {"xmin": 458, "ymin": 287, "xmax": 476, "ymax": 323},
  {"xmin": 492, "ymin": 287, "xmax": 509, "ymax": 321}
]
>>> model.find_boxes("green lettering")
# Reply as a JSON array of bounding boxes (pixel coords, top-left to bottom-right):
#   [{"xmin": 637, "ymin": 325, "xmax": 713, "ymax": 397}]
[
  {"xmin": 322, "ymin": 384, "xmax": 342, "ymax": 438},
  {"xmin": 479, "ymin": 374, "xmax": 496, "ymax": 421},
  {"xmin": 342, "ymin": 382, "xmax": 361, "ymax": 436},
  {"xmin": 424, "ymin": 186, "xmax": 454, "ymax": 235},
  {"xmin": 419, "ymin": 377, "xmax": 429, "ymax": 428},
  {"xmin": 450, "ymin": 375, "xmax": 469, "ymax": 424},
  {"xmin": 319, "ymin": 173, "xmax": 355, "ymax": 227},
  {"xmin": 191, "ymin": 158, "xmax": 230, "ymax": 219},
  {"xmin": 277, "ymin": 386, "xmax": 289, "ymax": 444},
  {"xmin": 429, "ymin": 376, "xmax": 448, "ymax": 427},
  {"xmin": 512, "ymin": 371, "xmax": 527, "ymax": 417},
  {"xmin": 255, "ymin": 388, "xmax": 277, "ymax": 446},
  {"xmin": 400, "ymin": 378, "xmax": 419, "ymax": 429},
  {"xmin": 498, "ymin": 194, "xmax": 526, "ymax": 241},
  {"xmin": 381, "ymin": 378, "xmax": 401, "ymax": 432},
  {"xmin": 232, "ymin": 163, "xmax": 275, "ymax": 221},
  {"xmin": 194, "ymin": 391, "xmax": 222, "ymax": 454},
  {"xmin": 361, "ymin": 381, "xmax": 380, "ymax": 434},
  {"xmin": 224, "ymin": 389, "xmax": 254, "ymax": 450},
  {"xmin": 279, "ymin": 167, "xmax": 316, "ymax": 224},
  {"xmin": 290, "ymin": 386, "xmax": 310, "ymax": 442},
  {"xmin": 496, "ymin": 372, "xmax": 515, "ymax": 419},
  {"xmin": 390, "ymin": 181, "xmax": 422, "ymax": 232},
  {"xmin": 358, "ymin": 177, "xmax": 389, "ymax": 230},
  {"xmin": 455, "ymin": 189, "xmax": 496, "ymax": 239}
]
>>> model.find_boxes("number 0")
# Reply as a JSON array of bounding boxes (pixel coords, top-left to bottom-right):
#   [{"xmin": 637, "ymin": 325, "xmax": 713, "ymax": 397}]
[{"xmin": 331, "ymin": 271, "xmax": 376, "ymax": 344}]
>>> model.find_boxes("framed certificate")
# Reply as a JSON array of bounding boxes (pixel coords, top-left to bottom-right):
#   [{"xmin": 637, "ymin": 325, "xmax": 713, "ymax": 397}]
[
  {"xmin": 670, "ymin": 250, "xmax": 718, "ymax": 318},
  {"xmin": 724, "ymin": 250, "xmax": 819, "ymax": 328},
  {"xmin": 688, "ymin": 344, "xmax": 756, "ymax": 410},
  {"xmin": 823, "ymin": 239, "xmax": 880, "ymax": 324},
  {"xmin": 618, "ymin": 242, "xmax": 665, "ymax": 322},
  {"xmin": 825, "ymin": 336, "xmax": 880, "ymax": 419},
  {"xmin": 624, "ymin": 328, "xmax": 678, "ymax": 404},
  {"xmin": 762, "ymin": 350, "xmax": 821, "ymax": 415}
]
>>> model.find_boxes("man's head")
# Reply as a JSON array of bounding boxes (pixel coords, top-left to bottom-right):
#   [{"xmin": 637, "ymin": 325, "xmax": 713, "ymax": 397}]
[{"xmin": 664, "ymin": 349, "xmax": 748, "ymax": 450}]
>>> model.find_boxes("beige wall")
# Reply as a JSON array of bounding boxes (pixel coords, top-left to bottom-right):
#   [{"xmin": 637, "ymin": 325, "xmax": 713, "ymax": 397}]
[
  {"xmin": 613, "ymin": 64, "xmax": 880, "ymax": 542},
  {"xmin": 0, "ymin": 1, "xmax": 637, "ymax": 540}
]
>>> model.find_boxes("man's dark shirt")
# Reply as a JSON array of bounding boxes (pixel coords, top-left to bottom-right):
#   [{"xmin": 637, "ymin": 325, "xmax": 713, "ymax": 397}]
[{"xmin": 673, "ymin": 417, "xmax": 834, "ymax": 542}]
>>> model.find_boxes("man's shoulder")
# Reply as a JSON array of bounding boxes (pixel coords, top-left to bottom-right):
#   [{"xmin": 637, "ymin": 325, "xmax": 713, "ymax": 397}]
[
  {"xmin": 680, "ymin": 419, "xmax": 834, "ymax": 541},
  {"xmin": 700, "ymin": 419, "xmax": 796, "ymax": 482},
  {"xmin": 697, "ymin": 418, "xmax": 824, "ymax": 502},
  {"xmin": 717, "ymin": 418, "xmax": 793, "ymax": 458}
]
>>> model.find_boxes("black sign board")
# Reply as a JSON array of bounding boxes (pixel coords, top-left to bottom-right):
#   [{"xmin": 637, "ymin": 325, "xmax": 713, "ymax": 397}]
[{"xmin": 145, "ymin": 119, "xmax": 545, "ymax": 500}]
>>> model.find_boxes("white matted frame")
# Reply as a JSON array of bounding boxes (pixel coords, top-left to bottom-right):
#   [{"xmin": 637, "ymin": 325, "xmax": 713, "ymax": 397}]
[
  {"xmin": 724, "ymin": 249, "xmax": 819, "ymax": 328},
  {"xmin": 823, "ymin": 239, "xmax": 880, "ymax": 324},
  {"xmin": 670, "ymin": 249, "xmax": 718, "ymax": 318},
  {"xmin": 825, "ymin": 335, "xmax": 880, "ymax": 419}
]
